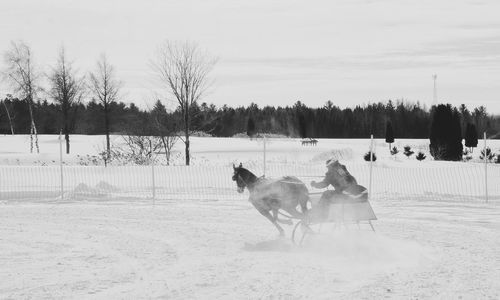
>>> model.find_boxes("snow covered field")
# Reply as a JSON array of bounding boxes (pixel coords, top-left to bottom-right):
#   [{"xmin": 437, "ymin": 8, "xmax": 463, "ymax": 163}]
[{"xmin": 1, "ymin": 135, "xmax": 500, "ymax": 299}]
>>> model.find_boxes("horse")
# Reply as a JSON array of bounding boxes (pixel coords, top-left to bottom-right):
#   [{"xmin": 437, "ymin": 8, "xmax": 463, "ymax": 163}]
[{"xmin": 232, "ymin": 163, "xmax": 310, "ymax": 236}]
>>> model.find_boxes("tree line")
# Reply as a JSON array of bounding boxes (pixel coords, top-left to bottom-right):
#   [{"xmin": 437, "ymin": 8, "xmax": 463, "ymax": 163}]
[{"xmin": 2, "ymin": 96, "xmax": 498, "ymax": 140}]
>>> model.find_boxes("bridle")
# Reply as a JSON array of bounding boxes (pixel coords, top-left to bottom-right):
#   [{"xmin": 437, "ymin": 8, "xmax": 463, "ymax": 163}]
[{"xmin": 234, "ymin": 169, "xmax": 248, "ymax": 191}]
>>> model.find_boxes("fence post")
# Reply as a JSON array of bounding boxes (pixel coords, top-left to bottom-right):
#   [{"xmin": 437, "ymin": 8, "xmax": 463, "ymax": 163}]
[
  {"xmin": 369, "ymin": 134, "xmax": 374, "ymax": 201},
  {"xmin": 152, "ymin": 163, "xmax": 156, "ymax": 204},
  {"xmin": 263, "ymin": 135, "xmax": 267, "ymax": 177},
  {"xmin": 58, "ymin": 131, "xmax": 64, "ymax": 201},
  {"xmin": 484, "ymin": 132, "xmax": 488, "ymax": 203}
]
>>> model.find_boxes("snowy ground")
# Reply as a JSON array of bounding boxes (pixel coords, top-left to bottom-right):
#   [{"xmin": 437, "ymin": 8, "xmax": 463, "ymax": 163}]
[
  {"xmin": 1, "ymin": 135, "xmax": 500, "ymax": 299},
  {"xmin": 1, "ymin": 198, "xmax": 499, "ymax": 299}
]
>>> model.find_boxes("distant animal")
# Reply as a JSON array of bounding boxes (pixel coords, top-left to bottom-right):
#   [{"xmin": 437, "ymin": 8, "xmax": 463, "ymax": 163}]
[
  {"xmin": 232, "ymin": 163, "xmax": 310, "ymax": 236},
  {"xmin": 301, "ymin": 138, "xmax": 318, "ymax": 146}
]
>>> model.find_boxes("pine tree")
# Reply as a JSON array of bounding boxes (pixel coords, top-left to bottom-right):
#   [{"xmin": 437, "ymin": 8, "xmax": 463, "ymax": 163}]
[
  {"xmin": 364, "ymin": 151, "xmax": 377, "ymax": 162},
  {"xmin": 385, "ymin": 121, "xmax": 394, "ymax": 150},
  {"xmin": 480, "ymin": 147, "xmax": 495, "ymax": 162},
  {"xmin": 429, "ymin": 104, "xmax": 463, "ymax": 161},
  {"xmin": 464, "ymin": 123, "xmax": 478, "ymax": 152},
  {"xmin": 298, "ymin": 114, "xmax": 307, "ymax": 139},
  {"xmin": 403, "ymin": 145, "xmax": 414, "ymax": 158},
  {"xmin": 390, "ymin": 146, "xmax": 399, "ymax": 156},
  {"xmin": 247, "ymin": 117, "xmax": 256, "ymax": 138},
  {"xmin": 416, "ymin": 151, "xmax": 426, "ymax": 161}
]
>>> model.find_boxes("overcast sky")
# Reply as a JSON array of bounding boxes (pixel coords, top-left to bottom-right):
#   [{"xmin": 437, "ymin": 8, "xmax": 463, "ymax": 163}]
[{"xmin": 1, "ymin": 0, "xmax": 499, "ymax": 113}]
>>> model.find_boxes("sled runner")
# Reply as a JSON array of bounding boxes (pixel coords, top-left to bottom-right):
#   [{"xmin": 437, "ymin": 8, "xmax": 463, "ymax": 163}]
[{"xmin": 291, "ymin": 191, "xmax": 377, "ymax": 245}]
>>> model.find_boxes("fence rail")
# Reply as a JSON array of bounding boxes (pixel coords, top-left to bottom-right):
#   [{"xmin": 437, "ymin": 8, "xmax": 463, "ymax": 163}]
[{"xmin": 0, "ymin": 161, "xmax": 498, "ymax": 203}]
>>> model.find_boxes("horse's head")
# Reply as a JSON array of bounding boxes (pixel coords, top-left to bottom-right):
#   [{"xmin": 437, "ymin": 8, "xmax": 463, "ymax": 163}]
[{"xmin": 232, "ymin": 163, "xmax": 247, "ymax": 193}]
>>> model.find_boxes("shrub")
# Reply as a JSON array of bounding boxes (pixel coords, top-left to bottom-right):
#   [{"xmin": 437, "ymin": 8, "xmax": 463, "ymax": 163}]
[
  {"xmin": 480, "ymin": 147, "xmax": 495, "ymax": 162},
  {"xmin": 416, "ymin": 151, "xmax": 426, "ymax": 161},
  {"xmin": 403, "ymin": 145, "xmax": 414, "ymax": 158},
  {"xmin": 364, "ymin": 151, "xmax": 377, "ymax": 162},
  {"xmin": 462, "ymin": 149, "xmax": 472, "ymax": 162},
  {"xmin": 390, "ymin": 146, "xmax": 399, "ymax": 156}
]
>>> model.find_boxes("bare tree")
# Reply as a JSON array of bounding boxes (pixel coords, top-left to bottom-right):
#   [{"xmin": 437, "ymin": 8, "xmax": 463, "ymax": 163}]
[
  {"xmin": 151, "ymin": 41, "xmax": 216, "ymax": 166},
  {"xmin": 2, "ymin": 41, "xmax": 41, "ymax": 152},
  {"xmin": 2, "ymin": 94, "xmax": 15, "ymax": 135},
  {"xmin": 89, "ymin": 54, "xmax": 120, "ymax": 162},
  {"xmin": 48, "ymin": 47, "xmax": 86, "ymax": 154},
  {"xmin": 151, "ymin": 99, "xmax": 178, "ymax": 165}
]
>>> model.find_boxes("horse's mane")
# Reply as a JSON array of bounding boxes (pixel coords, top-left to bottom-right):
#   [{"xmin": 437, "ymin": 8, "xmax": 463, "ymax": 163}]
[{"xmin": 238, "ymin": 167, "xmax": 258, "ymax": 183}]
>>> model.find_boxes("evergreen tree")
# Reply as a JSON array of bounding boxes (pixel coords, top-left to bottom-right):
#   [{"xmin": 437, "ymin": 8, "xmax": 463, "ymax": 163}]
[
  {"xmin": 298, "ymin": 114, "xmax": 307, "ymax": 138},
  {"xmin": 364, "ymin": 151, "xmax": 377, "ymax": 162},
  {"xmin": 403, "ymin": 145, "xmax": 414, "ymax": 158},
  {"xmin": 247, "ymin": 117, "xmax": 256, "ymax": 138},
  {"xmin": 480, "ymin": 147, "xmax": 495, "ymax": 162},
  {"xmin": 385, "ymin": 121, "xmax": 394, "ymax": 150},
  {"xmin": 464, "ymin": 123, "xmax": 478, "ymax": 152},
  {"xmin": 459, "ymin": 104, "xmax": 471, "ymax": 137},
  {"xmin": 390, "ymin": 146, "xmax": 399, "ymax": 156},
  {"xmin": 429, "ymin": 104, "xmax": 463, "ymax": 161},
  {"xmin": 416, "ymin": 151, "xmax": 426, "ymax": 161}
]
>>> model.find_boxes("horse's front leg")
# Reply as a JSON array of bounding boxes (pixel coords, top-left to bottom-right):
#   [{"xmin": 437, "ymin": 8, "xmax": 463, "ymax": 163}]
[{"xmin": 258, "ymin": 208, "xmax": 285, "ymax": 236}]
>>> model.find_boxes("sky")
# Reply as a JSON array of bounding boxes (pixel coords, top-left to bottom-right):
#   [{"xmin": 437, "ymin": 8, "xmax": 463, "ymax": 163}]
[{"xmin": 1, "ymin": 0, "xmax": 499, "ymax": 113}]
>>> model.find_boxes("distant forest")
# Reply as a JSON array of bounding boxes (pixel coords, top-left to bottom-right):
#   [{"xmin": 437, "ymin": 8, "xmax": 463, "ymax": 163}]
[{"xmin": 1, "ymin": 96, "xmax": 499, "ymax": 139}]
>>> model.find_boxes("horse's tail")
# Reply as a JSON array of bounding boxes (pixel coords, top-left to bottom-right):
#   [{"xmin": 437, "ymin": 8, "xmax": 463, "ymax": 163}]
[
  {"xmin": 293, "ymin": 177, "xmax": 310, "ymax": 215},
  {"xmin": 279, "ymin": 176, "xmax": 310, "ymax": 215}
]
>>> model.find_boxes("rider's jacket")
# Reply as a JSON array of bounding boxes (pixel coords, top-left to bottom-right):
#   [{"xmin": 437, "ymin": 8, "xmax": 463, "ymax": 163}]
[{"xmin": 311, "ymin": 160, "xmax": 367, "ymax": 197}]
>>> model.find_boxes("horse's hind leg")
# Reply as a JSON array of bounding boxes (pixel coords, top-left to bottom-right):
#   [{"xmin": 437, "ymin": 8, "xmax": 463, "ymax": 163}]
[
  {"xmin": 259, "ymin": 209, "xmax": 285, "ymax": 236},
  {"xmin": 283, "ymin": 207, "xmax": 314, "ymax": 235},
  {"xmin": 299, "ymin": 194, "xmax": 309, "ymax": 214},
  {"xmin": 283, "ymin": 207, "xmax": 303, "ymax": 219},
  {"xmin": 272, "ymin": 209, "xmax": 293, "ymax": 225}
]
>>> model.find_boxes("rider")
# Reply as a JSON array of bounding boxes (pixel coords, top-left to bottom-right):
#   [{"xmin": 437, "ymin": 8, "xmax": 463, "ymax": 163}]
[{"xmin": 311, "ymin": 159, "xmax": 368, "ymax": 212}]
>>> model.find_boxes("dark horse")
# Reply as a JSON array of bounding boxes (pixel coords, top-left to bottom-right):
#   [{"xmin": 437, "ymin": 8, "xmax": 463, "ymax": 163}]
[{"xmin": 232, "ymin": 163, "xmax": 309, "ymax": 236}]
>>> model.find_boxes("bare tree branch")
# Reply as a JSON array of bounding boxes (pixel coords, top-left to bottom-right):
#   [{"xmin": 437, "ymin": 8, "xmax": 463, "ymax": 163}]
[
  {"xmin": 2, "ymin": 41, "xmax": 41, "ymax": 152},
  {"xmin": 48, "ymin": 46, "xmax": 87, "ymax": 154},
  {"xmin": 89, "ymin": 54, "xmax": 121, "ymax": 163},
  {"xmin": 151, "ymin": 41, "xmax": 216, "ymax": 165}
]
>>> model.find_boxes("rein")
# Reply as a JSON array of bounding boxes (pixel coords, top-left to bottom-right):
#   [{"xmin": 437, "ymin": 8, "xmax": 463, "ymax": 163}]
[{"xmin": 278, "ymin": 211, "xmax": 301, "ymax": 219}]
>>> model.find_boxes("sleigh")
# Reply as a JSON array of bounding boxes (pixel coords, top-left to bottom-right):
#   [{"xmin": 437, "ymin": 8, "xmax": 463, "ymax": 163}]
[{"xmin": 291, "ymin": 191, "xmax": 377, "ymax": 245}]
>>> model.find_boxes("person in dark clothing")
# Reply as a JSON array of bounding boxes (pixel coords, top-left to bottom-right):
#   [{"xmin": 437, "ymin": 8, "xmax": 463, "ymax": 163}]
[
  {"xmin": 311, "ymin": 159, "xmax": 366, "ymax": 195},
  {"xmin": 310, "ymin": 159, "xmax": 368, "ymax": 219}
]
